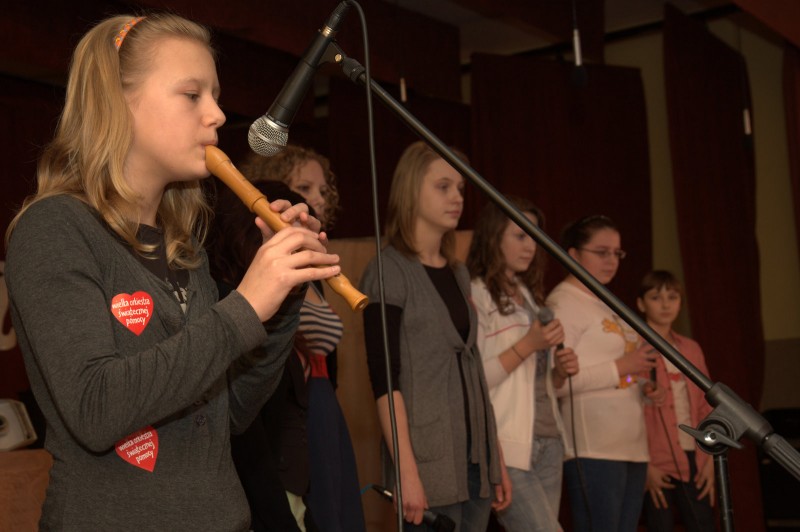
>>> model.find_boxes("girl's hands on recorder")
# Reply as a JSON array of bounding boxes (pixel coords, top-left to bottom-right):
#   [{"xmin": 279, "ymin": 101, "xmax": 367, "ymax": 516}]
[
  {"xmin": 237, "ymin": 199, "xmax": 340, "ymax": 322},
  {"xmin": 271, "ymin": 198, "xmax": 323, "ymax": 235}
]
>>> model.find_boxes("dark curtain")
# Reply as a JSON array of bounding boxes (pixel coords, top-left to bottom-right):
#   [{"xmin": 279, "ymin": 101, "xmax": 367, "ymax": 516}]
[
  {"xmin": 0, "ymin": 75, "xmax": 63, "ymax": 399},
  {"xmin": 325, "ymin": 76, "xmax": 471, "ymax": 239},
  {"xmin": 783, "ymin": 43, "xmax": 800, "ymax": 266},
  {"xmin": 664, "ymin": 4, "xmax": 765, "ymax": 531},
  {"xmin": 469, "ymin": 53, "xmax": 652, "ymax": 308}
]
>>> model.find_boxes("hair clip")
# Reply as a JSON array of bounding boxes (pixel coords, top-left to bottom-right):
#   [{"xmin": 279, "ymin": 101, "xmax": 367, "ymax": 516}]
[{"xmin": 114, "ymin": 16, "xmax": 145, "ymax": 51}]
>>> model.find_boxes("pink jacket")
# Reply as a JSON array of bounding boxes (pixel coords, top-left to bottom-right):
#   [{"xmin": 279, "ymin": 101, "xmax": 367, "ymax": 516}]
[{"xmin": 643, "ymin": 332, "xmax": 713, "ymax": 480}]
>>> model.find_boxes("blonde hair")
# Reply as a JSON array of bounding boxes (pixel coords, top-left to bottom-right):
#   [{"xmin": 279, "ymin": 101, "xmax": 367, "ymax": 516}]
[
  {"xmin": 385, "ymin": 141, "xmax": 466, "ymax": 265},
  {"xmin": 6, "ymin": 13, "xmax": 214, "ymax": 269},
  {"xmin": 238, "ymin": 145, "xmax": 340, "ymax": 229}
]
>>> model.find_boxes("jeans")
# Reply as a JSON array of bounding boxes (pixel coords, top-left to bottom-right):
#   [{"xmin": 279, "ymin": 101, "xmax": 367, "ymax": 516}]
[
  {"xmin": 404, "ymin": 463, "xmax": 492, "ymax": 532},
  {"xmin": 563, "ymin": 458, "xmax": 647, "ymax": 532},
  {"xmin": 643, "ymin": 451, "xmax": 715, "ymax": 531},
  {"xmin": 496, "ymin": 437, "xmax": 564, "ymax": 532}
]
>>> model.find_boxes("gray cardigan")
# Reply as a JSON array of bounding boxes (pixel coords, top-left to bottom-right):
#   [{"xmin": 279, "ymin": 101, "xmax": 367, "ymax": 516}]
[
  {"xmin": 6, "ymin": 195, "xmax": 301, "ymax": 531},
  {"xmin": 360, "ymin": 246, "xmax": 501, "ymax": 507}
]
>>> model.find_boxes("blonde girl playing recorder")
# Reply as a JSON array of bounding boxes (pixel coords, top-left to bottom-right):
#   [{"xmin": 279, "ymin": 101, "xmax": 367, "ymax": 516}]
[{"xmin": 5, "ymin": 13, "xmax": 339, "ymax": 531}]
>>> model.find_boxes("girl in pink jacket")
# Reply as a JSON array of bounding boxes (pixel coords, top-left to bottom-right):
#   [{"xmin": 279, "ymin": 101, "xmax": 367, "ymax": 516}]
[{"xmin": 637, "ymin": 270, "xmax": 715, "ymax": 531}]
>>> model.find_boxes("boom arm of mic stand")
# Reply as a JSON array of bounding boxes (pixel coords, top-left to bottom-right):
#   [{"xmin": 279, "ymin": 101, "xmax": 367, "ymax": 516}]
[{"xmin": 334, "ymin": 49, "xmax": 800, "ymax": 483}]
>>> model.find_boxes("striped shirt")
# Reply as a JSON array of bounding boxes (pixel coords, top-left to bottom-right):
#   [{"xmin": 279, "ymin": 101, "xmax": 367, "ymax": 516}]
[{"xmin": 299, "ymin": 285, "xmax": 343, "ymax": 356}]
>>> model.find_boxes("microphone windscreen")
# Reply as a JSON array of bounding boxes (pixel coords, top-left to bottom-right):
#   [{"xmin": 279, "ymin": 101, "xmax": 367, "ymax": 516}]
[
  {"xmin": 248, "ymin": 116, "xmax": 288, "ymax": 157},
  {"xmin": 538, "ymin": 306, "xmax": 565, "ymax": 350},
  {"xmin": 537, "ymin": 306, "xmax": 555, "ymax": 325}
]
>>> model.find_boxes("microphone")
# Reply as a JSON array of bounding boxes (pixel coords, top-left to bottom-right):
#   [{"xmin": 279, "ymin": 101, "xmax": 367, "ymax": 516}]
[
  {"xmin": 371, "ymin": 485, "xmax": 455, "ymax": 532},
  {"xmin": 537, "ymin": 307, "xmax": 564, "ymax": 351},
  {"xmin": 248, "ymin": 1, "xmax": 350, "ymax": 157},
  {"xmin": 649, "ymin": 347, "xmax": 657, "ymax": 388}
]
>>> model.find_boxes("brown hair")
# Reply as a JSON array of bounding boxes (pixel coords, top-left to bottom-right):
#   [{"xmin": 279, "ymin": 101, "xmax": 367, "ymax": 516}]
[
  {"xmin": 208, "ymin": 180, "xmax": 307, "ymax": 288},
  {"xmin": 467, "ymin": 198, "xmax": 546, "ymax": 312},
  {"xmin": 237, "ymin": 145, "xmax": 340, "ymax": 229},
  {"xmin": 6, "ymin": 13, "xmax": 215, "ymax": 269},
  {"xmin": 638, "ymin": 270, "xmax": 683, "ymax": 298},
  {"xmin": 561, "ymin": 214, "xmax": 618, "ymax": 252}
]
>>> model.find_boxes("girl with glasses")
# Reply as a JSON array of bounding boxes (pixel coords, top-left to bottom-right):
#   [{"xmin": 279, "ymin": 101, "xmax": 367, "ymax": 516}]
[{"xmin": 546, "ymin": 215, "xmax": 663, "ymax": 531}]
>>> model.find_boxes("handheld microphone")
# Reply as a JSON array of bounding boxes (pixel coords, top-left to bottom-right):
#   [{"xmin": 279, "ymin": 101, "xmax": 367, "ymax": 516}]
[
  {"xmin": 537, "ymin": 307, "xmax": 564, "ymax": 351},
  {"xmin": 248, "ymin": 1, "xmax": 350, "ymax": 157},
  {"xmin": 649, "ymin": 348, "xmax": 658, "ymax": 388},
  {"xmin": 371, "ymin": 485, "xmax": 455, "ymax": 532}
]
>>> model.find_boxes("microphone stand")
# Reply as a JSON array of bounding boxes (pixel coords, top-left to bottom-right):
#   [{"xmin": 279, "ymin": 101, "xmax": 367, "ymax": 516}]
[{"xmin": 331, "ymin": 45, "xmax": 800, "ymax": 531}]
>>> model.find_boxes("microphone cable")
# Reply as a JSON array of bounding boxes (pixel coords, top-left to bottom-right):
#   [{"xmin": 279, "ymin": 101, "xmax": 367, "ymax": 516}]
[
  {"xmin": 344, "ymin": 3, "xmax": 405, "ymax": 530},
  {"xmin": 541, "ymin": 307, "xmax": 592, "ymax": 530}
]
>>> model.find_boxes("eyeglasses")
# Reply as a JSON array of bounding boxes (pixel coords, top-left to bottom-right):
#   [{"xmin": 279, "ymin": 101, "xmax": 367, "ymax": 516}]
[{"xmin": 579, "ymin": 248, "xmax": 627, "ymax": 260}]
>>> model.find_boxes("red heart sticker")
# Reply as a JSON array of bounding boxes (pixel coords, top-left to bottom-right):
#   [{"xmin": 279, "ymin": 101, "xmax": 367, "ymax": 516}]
[
  {"xmin": 115, "ymin": 426, "xmax": 159, "ymax": 472},
  {"xmin": 111, "ymin": 292, "xmax": 154, "ymax": 336}
]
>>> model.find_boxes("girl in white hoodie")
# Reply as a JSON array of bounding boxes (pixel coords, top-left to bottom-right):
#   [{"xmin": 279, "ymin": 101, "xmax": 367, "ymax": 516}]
[{"xmin": 467, "ymin": 198, "xmax": 578, "ymax": 531}]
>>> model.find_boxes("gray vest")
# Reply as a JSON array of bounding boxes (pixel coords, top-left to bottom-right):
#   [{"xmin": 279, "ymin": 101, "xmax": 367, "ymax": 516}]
[{"xmin": 360, "ymin": 246, "xmax": 500, "ymax": 507}]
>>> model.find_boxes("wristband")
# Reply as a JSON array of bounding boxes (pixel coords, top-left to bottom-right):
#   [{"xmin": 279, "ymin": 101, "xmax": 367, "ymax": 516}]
[{"xmin": 511, "ymin": 344, "xmax": 525, "ymax": 361}]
